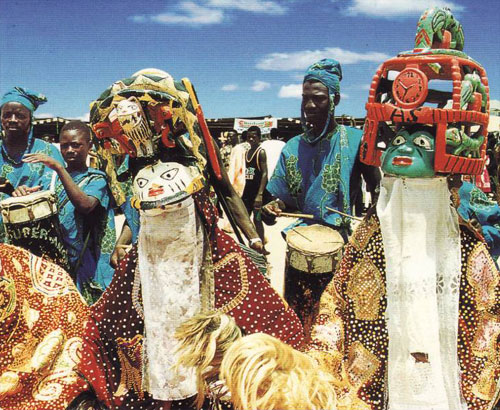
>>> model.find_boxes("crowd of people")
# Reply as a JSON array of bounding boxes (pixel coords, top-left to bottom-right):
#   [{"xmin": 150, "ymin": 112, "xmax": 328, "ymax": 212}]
[{"xmin": 0, "ymin": 6, "xmax": 499, "ymax": 410}]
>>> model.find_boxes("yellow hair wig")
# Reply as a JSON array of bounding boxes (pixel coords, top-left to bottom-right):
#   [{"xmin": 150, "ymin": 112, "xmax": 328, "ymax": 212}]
[
  {"xmin": 174, "ymin": 311, "xmax": 242, "ymax": 409},
  {"xmin": 220, "ymin": 333, "xmax": 337, "ymax": 410}
]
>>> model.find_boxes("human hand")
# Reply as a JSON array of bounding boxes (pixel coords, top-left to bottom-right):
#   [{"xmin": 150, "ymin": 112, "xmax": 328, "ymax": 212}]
[
  {"xmin": 253, "ymin": 195, "xmax": 263, "ymax": 210},
  {"xmin": 12, "ymin": 185, "xmax": 41, "ymax": 197},
  {"xmin": 249, "ymin": 239, "xmax": 269, "ymax": 255},
  {"xmin": 262, "ymin": 199, "xmax": 285, "ymax": 217},
  {"xmin": 23, "ymin": 153, "xmax": 61, "ymax": 171},
  {"xmin": 110, "ymin": 244, "xmax": 130, "ymax": 268}
]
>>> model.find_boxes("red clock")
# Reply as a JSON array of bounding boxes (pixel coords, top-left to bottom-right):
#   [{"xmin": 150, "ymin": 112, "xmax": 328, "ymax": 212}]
[{"xmin": 392, "ymin": 68, "xmax": 428, "ymax": 109}]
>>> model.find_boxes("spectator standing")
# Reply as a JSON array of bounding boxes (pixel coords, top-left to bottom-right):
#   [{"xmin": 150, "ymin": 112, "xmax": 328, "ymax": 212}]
[
  {"xmin": 19, "ymin": 121, "xmax": 116, "ymax": 303},
  {"xmin": 241, "ymin": 126, "xmax": 268, "ymax": 248}
]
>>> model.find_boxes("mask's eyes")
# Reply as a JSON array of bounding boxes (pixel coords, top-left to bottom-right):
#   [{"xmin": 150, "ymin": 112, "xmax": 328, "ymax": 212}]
[
  {"xmin": 392, "ymin": 135, "xmax": 406, "ymax": 146},
  {"xmin": 160, "ymin": 168, "xmax": 179, "ymax": 181},
  {"xmin": 136, "ymin": 178, "xmax": 149, "ymax": 188},
  {"xmin": 414, "ymin": 136, "xmax": 432, "ymax": 150}
]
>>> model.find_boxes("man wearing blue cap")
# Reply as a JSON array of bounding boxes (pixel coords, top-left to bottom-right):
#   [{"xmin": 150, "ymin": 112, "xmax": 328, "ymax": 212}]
[
  {"xmin": 263, "ymin": 59, "xmax": 380, "ymax": 335},
  {"xmin": 0, "ymin": 87, "xmax": 65, "ymax": 240}
]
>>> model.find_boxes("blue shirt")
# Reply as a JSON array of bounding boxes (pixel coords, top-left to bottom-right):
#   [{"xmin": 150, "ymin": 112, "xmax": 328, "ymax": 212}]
[
  {"xmin": 458, "ymin": 181, "xmax": 500, "ymax": 260},
  {"xmin": 55, "ymin": 168, "xmax": 116, "ymax": 291},
  {"xmin": 267, "ymin": 125, "xmax": 362, "ymax": 235},
  {"xmin": 0, "ymin": 136, "xmax": 65, "ymax": 241}
]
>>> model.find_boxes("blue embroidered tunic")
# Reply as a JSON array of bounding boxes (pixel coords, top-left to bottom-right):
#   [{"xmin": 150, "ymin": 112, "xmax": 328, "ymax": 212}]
[
  {"xmin": 0, "ymin": 134, "xmax": 65, "ymax": 240},
  {"xmin": 266, "ymin": 125, "xmax": 362, "ymax": 235},
  {"xmin": 55, "ymin": 168, "xmax": 116, "ymax": 291}
]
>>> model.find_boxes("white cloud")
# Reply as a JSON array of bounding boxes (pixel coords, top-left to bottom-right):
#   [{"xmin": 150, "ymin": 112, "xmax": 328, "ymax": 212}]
[
  {"xmin": 257, "ymin": 47, "xmax": 389, "ymax": 71},
  {"xmin": 132, "ymin": 2, "xmax": 224, "ymax": 25},
  {"xmin": 222, "ymin": 84, "xmax": 239, "ymax": 91},
  {"xmin": 130, "ymin": 0, "xmax": 286, "ymax": 26},
  {"xmin": 345, "ymin": 0, "xmax": 464, "ymax": 17},
  {"xmin": 207, "ymin": 0, "xmax": 286, "ymax": 14},
  {"xmin": 278, "ymin": 84, "xmax": 302, "ymax": 98},
  {"xmin": 251, "ymin": 80, "xmax": 271, "ymax": 92}
]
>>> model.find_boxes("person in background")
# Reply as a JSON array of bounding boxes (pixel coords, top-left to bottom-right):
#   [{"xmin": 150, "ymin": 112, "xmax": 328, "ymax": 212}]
[
  {"xmin": 0, "ymin": 87, "xmax": 65, "ymax": 240},
  {"xmin": 16, "ymin": 120, "xmax": 116, "ymax": 303},
  {"xmin": 241, "ymin": 126, "xmax": 268, "ymax": 249},
  {"xmin": 219, "ymin": 129, "xmax": 239, "ymax": 170},
  {"xmin": 261, "ymin": 127, "xmax": 285, "ymax": 177}
]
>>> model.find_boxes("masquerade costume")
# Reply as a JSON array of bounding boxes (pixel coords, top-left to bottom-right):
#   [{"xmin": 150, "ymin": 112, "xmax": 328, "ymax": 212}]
[
  {"xmin": 0, "ymin": 88, "xmax": 65, "ymax": 241},
  {"xmin": 307, "ymin": 8, "xmax": 499, "ymax": 409},
  {"xmin": 0, "ymin": 244, "xmax": 93, "ymax": 410},
  {"xmin": 54, "ymin": 167, "xmax": 116, "ymax": 301},
  {"xmin": 79, "ymin": 71, "xmax": 304, "ymax": 408}
]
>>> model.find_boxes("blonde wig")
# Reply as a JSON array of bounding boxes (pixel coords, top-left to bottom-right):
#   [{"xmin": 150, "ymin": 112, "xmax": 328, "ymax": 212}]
[
  {"xmin": 174, "ymin": 312, "xmax": 242, "ymax": 409},
  {"xmin": 220, "ymin": 333, "xmax": 337, "ymax": 410}
]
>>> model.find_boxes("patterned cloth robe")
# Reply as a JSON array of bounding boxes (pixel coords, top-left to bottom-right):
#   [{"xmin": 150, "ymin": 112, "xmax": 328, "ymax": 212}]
[
  {"xmin": 54, "ymin": 167, "xmax": 116, "ymax": 300},
  {"xmin": 266, "ymin": 125, "xmax": 361, "ymax": 236},
  {"xmin": 0, "ymin": 244, "xmax": 92, "ymax": 410},
  {"xmin": 79, "ymin": 187, "xmax": 305, "ymax": 409},
  {"xmin": 307, "ymin": 212, "xmax": 500, "ymax": 410}
]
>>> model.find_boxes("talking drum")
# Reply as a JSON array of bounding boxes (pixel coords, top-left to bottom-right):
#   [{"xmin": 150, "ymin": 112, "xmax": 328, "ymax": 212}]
[
  {"xmin": 284, "ymin": 224, "xmax": 344, "ymax": 338},
  {"xmin": 0, "ymin": 191, "xmax": 70, "ymax": 272}
]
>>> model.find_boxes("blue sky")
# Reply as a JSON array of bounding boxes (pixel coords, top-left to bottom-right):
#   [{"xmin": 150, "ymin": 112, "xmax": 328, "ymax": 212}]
[{"xmin": 1, "ymin": 0, "xmax": 498, "ymax": 121}]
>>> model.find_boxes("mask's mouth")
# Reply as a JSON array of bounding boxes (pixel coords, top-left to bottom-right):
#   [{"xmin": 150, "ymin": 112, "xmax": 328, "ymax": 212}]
[
  {"xmin": 148, "ymin": 186, "xmax": 165, "ymax": 197},
  {"xmin": 392, "ymin": 156, "xmax": 413, "ymax": 166}
]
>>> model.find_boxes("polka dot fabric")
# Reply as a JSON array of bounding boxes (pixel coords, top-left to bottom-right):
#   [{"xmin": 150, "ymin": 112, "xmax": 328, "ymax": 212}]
[{"xmin": 78, "ymin": 188, "xmax": 304, "ymax": 409}]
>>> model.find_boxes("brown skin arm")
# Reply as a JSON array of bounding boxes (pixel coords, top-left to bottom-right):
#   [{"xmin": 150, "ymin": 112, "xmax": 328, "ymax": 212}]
[
  {"xmin": 359, "ymin": 161, "xmax": 381, "ymax": 205},
  {"xmin": 212, "ymin": 142, "xmax": 264, "ymax": 253},
  {"xmin": 17, "ymin": 153, "xmax": 99, "ymax": 214},
  {"xmin": 350, "ymin": 156, "xmax": 381, "ymax": 207},
  {"xmin": 110, "ymin": 220, "xmax": 132, "ymax": 268},
  {"xmin": 254, "ymin": 149, "xmax": 268, "ymax": 210}
]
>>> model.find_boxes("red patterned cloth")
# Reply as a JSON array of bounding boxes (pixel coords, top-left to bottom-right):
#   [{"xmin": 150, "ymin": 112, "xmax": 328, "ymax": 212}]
[
  {"xmin": 0, "ymin": 244, "xmax": 90, "ymax": 410},
  {"xmin": 307, "ymin": 214, "xmax": 500, "ymax": 410},
  {"xmin": 80, "ymin": 188, "xmax": 304, "ymax": 409}
]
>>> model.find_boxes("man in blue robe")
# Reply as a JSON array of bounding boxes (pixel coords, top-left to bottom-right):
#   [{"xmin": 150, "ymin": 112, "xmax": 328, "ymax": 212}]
[
  {"xmin": 0, "ymin": 87, "xmax": 65, "ymax": 240},
  {"xmin": 263, "ymin": 59, "xmax": 380, "ymax": 336}
]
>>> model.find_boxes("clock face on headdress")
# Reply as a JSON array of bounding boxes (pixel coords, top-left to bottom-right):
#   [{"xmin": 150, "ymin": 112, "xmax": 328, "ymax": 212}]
[{"xmin": 392, "ymin": 68, "xmax": 428, "ymax": 109}]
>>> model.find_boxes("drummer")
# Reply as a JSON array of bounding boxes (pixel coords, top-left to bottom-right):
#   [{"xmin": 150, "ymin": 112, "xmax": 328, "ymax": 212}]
[
  {"xmin": 14, "ymin": 121, "xmax": 116, "ymax": 303},
  {"xmin": 0, "ymin": 87, "xmax": 65, "ymax": 241},
  {"xmin": 262, "ymin": 59, "xmax": 380, "ymax": 336}
]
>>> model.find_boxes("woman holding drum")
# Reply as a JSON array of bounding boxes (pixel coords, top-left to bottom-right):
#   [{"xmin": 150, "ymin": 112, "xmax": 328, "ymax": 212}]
[{"xmin": 263, "ymin": 59, "xmax": 380, "ymax": 338}]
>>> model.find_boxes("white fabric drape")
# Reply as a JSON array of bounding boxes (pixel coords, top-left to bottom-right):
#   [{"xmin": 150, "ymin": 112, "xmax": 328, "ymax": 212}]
[
  {"xmin": 377, "ymin": 177, "xmax": 465, "ymax": 410},
  {"xmin": 138, "ymin": 197, "xmax": 203, "ymax": 401}
]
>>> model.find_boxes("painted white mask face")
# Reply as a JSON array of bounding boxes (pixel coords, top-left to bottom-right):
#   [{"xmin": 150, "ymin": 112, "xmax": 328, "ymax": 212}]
[
  {"xmin": 116, "ymin": 99, "xmax": 142, "ymax": 132},
  {"xmin": 114, "ymin": 97, "xmax": 155, "ymax": 157},
  {"xmin": 131, "ymin": 161, "xmax": 205, "ymax": 210}
]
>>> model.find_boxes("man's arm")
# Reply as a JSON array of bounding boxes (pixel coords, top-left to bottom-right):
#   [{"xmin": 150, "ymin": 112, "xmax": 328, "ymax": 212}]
[
  {"xmin": 211, "ymin": 142, "xmax": 264, "ymax": 253},
  {"xmin": 254, "ymin": 149, "xmax": 268, "ymax": 210},
  {"xmin": 19, "ymin": 153, "xmax": 99, "ymax": 214},
  {"xmin": 110, "ymin": 220, "xmax": 132, "ymax": 268},
  {"xmin": 353, "ymin": 157, "xmax": 381, "ymax": 207}
]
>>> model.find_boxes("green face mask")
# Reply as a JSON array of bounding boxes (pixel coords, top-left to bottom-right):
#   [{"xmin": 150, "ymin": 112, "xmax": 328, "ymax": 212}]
[{"xmin": 381, "ymin": 129, "xmax": 435, "ymax": 178}]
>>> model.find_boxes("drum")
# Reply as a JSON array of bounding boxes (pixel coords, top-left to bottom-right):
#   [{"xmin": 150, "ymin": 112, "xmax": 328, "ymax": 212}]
[
  {"xmin": 0, "ymin": 191, "xmax": 70, "ymax": 272},
  {"xmin": 284, "ymin": 224, "xmax": 344, "ymax": 339},
  {"xmin": 285, "ymin": 224, "xmax": 344, "ymax": 274}
]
